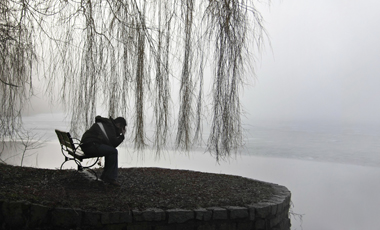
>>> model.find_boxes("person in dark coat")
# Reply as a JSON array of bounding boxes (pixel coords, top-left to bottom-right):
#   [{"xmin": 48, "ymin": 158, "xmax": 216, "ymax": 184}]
[{"xmin": 80, "ymin": 116, "xmax": 127, "ymax": 186}]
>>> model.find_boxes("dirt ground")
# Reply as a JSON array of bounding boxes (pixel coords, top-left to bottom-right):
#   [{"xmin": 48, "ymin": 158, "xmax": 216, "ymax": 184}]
[{"xmin": 0, "ymin": 163, "xmax": 274, "ymax": 212}]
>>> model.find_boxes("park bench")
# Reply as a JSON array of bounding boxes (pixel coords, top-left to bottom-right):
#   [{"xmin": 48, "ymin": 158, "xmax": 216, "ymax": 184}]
[{"xmin": 55, "ymin": 129, "xmax": 99, "ymax": 173}]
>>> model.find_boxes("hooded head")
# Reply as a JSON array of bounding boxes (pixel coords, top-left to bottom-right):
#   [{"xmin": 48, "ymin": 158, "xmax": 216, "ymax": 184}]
[{"xmin": 113, "ymin": 117, "xmax": 127, "ymax": 127}]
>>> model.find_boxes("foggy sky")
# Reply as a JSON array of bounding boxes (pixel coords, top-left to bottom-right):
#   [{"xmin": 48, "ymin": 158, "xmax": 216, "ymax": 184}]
[
  {"xmin": 25, "ymin": 0, "xmax": 380, "ymax": 126},
  {"xmin": 243, "ymin": 0, "xmax": 380, "ymax": 125}
]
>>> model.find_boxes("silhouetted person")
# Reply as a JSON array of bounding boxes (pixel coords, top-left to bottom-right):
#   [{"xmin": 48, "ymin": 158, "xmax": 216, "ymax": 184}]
[{"xmin": 80, "ymin": 116, "xmax": 126, "ymax": 186}]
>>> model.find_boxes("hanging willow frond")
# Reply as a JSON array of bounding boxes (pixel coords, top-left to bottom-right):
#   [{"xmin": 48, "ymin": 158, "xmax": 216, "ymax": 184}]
[
  {"xmin": 0, "ymin": 0, "xmax": 36, "ymax": 140},
  {"xmin": 176, "ymin": 0, "xmax": 195, "ymax": 150},
  {"xmin": 1, "ymin": 0, "xmax": 268, "ymax": 160},
  {"xmin": 153, "ymin": 0, "xmax": 172, "ymax": 153}
]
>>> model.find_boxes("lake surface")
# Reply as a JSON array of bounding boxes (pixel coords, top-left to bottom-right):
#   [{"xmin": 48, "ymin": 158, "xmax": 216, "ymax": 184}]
[{"xmin": 2, "ymin": 113, "xmax": 380, "ymax": 230}]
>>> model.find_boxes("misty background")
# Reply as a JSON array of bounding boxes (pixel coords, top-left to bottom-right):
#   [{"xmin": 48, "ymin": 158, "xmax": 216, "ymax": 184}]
[
  {"xmin": 244, "ymin": 0, "xmax": 380, "ymax": 125},
  {"xmin": 14, "ymin": 1, "xmax": 380, "ymax": 229},
  {"xmin": 24, "ymin": 0, "xmax": 380, "ymax": 127},
  {"xmin": 21, "ymin": 0, "xmax": 380, "ymax": 167}
]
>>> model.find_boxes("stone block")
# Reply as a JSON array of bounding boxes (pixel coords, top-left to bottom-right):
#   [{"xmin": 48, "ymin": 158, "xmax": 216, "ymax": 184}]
[
  {"xmin": 51, "ymin": 207, "xmax": 83, "ymax": 228},
  {"xmin": 269, "ymin": 212, "xmax": 282, "ymax": 228},
  {"xmin": 269, "ymin": 208, "xmax": 289, "ymax": 229},
  {"xmin": 120, "ymin": 211, "xmax": 133, "ymax": 223},
  {"xmin": 254, "ymin": 219, "xmax": 266, "ymax": 230},
  {"xmin": 207, "ymin": 207, "xmax": 228, "ymax": 220},
  {"xmin": 218, "ymin": 222, "xmax": 236, "ymax": 230},
  {"xmin": 272, "ymin": 185, "xmax": 291, "ymax": 208},
  {"xmin": 247, "ymin": 206, "xmax": 255, "ymax": 221},
  {"xmin": 83, "ymin": 211, "xmax": 102, "ymax": 227},
  {"xmin": 2, "ymin": 200, "xmax": 29, "ymax": 228},
  {"xmin": 176, "ymin": 222, "xmax": 199, "ymax": 230},
  {"xmin": 277, "ymin": 217, "xmax": 291, "ymax": 230},
  {"xmin": 268, "ymin": 202, "xmax": 278, "ymax": 216},
  {"xmin": 132, "ymin": 209, "xmax": 145, "ymax": 222},
  {"xmin": 283, "ymin": 204, "xmax": 291, "ymax": 213},
  {"xmin": 248, "ymin": 203, "xmax": 272, "ymax": 218},
  {"xmin": 102, "ymin": 211, "xmax": 132, "ymax": 224},
  {"xmin": 194, "ymin": 208, "xmax": 212, "ymax": 221},
  {"xmin": 104, "ymin": 223, "xmax": 128, "ymax": 230},
  {"xmin": 236, "ymin": 221, "xmax": 253, "ymax": 230},
  {"xmin": 127, "ymin": 222, "xmax": 153, "ymax": 230},
  {"xmin": 0, "ymin": 200, "xmax": 3, "ymax": 222},
  {"xmin": 142, "ymin": 208, "xmax": 166, "ymax": 221},
  {"xmin": 102, "ymin": 212, "xmax": 116, "ymax": 224},
  {"xmin": 30, "ymin": 203, "xmax": 51, "ymax": 227},
  {"xmin": 167, "ymin": 209, "xmax": 194, "ymax": 224},
  {"xmin": 225, "ymin": 206, "xmax": 248, "ymax": 219},
  {"xmin": 197, "ymin": 222, "xmax": 216, "ymax": 230}
]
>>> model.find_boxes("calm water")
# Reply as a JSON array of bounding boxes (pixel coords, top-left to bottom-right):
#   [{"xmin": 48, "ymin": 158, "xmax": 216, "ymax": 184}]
[{"xmin": 2, "ymin": 113, "xmax": 380, "ymax": 230}]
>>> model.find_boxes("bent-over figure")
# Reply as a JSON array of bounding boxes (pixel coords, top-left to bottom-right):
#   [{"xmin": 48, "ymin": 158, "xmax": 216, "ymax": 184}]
[{"xmin": 80, "ymin": 116, "xmax": 127, "ymax": 186}]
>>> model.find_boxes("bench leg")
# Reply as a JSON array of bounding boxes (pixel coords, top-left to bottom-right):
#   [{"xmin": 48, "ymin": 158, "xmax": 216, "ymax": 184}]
[
  {"xmin": 60, "ymin": 156, "xmax": 71, "ymax": 170},
  {"xmin": 60, "ymin": 156, "xmax": 99, "ymax": 181},
  {"xmin": 60, "ymin": 157, "xmax": 84, "ymax": 171},
  {"xmin": 60, "ymin": 161, "xmax": 66, "ymax": 170}
]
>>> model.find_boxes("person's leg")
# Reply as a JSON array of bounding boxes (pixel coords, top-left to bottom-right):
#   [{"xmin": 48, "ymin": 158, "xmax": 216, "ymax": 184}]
[
  {"xmin": 97, "ymin": 144, "xmax": 118, "ymax": 181},
  {"xmin": 81, "ymin": 143, "xmax": 118, "ymax": 181}
]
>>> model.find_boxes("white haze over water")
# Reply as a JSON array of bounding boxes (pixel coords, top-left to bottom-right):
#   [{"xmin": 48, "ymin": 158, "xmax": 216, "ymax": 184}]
[
  {"xmin": 15, "ymin": 112, "xmax": 380, "ymax": 169},
  {"xmin": 2, "ymin": 112, "xmax": 380, "ymax": 230}
]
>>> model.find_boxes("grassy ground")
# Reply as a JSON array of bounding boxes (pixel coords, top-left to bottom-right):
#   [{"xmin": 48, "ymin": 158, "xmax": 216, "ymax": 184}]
[{"xmin": 0, "ymin": 163, "xmax": 274, "ymax": 212}]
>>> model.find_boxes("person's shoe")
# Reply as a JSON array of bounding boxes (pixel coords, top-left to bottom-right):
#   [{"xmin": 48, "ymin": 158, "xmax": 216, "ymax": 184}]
[
  {"xmin": 107, "ymin": 179, "xmax": 121, "ymax": 187},
  {"xmin": 100, "ymin": 175, "xmax": 121, "ymax": 187}
]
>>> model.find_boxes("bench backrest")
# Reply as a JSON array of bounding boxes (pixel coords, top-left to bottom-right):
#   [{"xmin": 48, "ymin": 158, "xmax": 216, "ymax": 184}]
[{"xmin": 55, "ymin": 129, "xmax": 80, "ymax": 157}]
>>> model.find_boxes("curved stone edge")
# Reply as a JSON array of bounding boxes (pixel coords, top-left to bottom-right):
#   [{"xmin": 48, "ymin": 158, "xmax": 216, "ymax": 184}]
[{"xmin": 0, "ymin": 181, "xmax": 291, "ymax": 230}]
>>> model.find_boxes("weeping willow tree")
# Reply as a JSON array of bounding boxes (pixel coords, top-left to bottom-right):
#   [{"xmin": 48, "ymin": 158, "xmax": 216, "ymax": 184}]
[
  {"xmin": 1, "ymin": 0, "xmax": 268, "ymax": 160},
  {"xmin": 0, "ymin": 0, "xmax": 35, "ymax": 141}
]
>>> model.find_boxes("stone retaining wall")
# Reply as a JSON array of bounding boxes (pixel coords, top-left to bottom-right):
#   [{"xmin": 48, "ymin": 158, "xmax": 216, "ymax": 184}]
[{"xmin": 0, "ymin": 183, "xmax": 291, "ymax": 230}]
